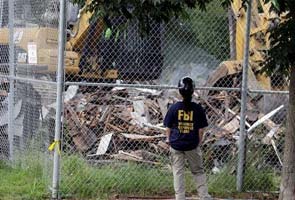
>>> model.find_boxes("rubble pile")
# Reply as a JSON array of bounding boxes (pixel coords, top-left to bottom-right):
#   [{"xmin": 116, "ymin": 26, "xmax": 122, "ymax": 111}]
[{"xmin": 62, "ymin": 85, "xmax": 286, "ymax": 170}]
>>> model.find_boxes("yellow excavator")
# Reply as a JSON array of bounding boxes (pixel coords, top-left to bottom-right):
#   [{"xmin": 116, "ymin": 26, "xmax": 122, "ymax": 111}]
[
  {"xmin": 205, "ymin": 0, "xmax": 286, "ymax": 91},
  {"xmin": 0, "ymin": 0, "xmax": 284, "ymax": 85},
  {"xmin": 0, "ymin": 0, "xmax": 163, "ymax": 81}
]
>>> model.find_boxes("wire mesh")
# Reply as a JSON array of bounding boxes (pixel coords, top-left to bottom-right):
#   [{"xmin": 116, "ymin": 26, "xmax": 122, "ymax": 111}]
[
  {"xmin": 0, "ymin": 0, "xmax": 291, "ymax": 199},
  {"xmin": 0, "ymin": 0, "xmax": 59, "ymax": 198},
  {"xmin": 242, "ymin": 92, "xmax": 287, "ymax": 192},
  {"xmin": 0, "ymin": 0, "xmax": 9, "ymax": 161},
  {"xmin": 0, "ymin": 76, "xmax": 8, "ymax": 160},
  {"xmin": 60, "ymin": 86, "xmax": 242, "ymax": 198}
]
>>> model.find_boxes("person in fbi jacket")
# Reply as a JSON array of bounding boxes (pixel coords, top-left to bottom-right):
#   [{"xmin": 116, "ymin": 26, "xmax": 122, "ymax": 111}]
[{"xmin": 164, "ymin": 76, "xmax": 212, "ymax": 200}]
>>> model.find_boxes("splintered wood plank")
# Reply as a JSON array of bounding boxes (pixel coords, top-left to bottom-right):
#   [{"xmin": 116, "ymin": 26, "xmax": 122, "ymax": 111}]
[
  {"xmin": 248, "ymin": 105, "xmax": 284, "ymax": 133},
  {"xmin": 222, "ymin": 117, "xmax": 240, "ymax": 134},
  {"xmin": 157, "ymin": 98, "xmax": 169, "ymax": 118},
  {"xmin": 194, "ymin": 91, "xmax": 221, "ymax": 116},
  {"xmin": 121, "ymin": 133, "xmax": 165, "ymax": 141},
  {"xmin": 64, "ymin": 104, "xmax": 97, "ymax": 151},
  {"xmin": 0, "ymin": 90, "xmax": 7, "ymax": 97},
  {"xmin": 132, "ymin": 100, "xmax": 150, "ymax": 123},
  {"xmin": 96, "ymin": 133, "xmax": 113, "ymax": 155}
]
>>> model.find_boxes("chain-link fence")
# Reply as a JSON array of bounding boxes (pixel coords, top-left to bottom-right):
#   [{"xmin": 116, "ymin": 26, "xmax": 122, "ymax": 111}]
[
  {"xmin": 0, "ymin": 0, "xmax": 58, "ymax": 199},
  {"xmin": 0, "ymin": 0, "xmax": 289, "ymax": 199}
]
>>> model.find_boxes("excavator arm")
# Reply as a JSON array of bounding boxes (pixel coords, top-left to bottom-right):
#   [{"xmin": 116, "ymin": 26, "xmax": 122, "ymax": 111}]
[{"xmin": 205, "ymin": 0, "xmax": 282, "ymax": 91}]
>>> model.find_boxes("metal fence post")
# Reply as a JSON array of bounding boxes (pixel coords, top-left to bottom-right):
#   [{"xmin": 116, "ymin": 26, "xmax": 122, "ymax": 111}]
[
  {"xmin": 51, "ymin": 0, "xmax": 66, "ymax": 198},
  {"xmin": 0, "ymin": 0, "xmax": 3, "ymax": 28},
  {"xmin": 237, "ymin": 0, "xmax": 252, "ymax": 192},
  {"xmin": 8, "ymin": 0, "xmax": 15, "ymax": 161}
]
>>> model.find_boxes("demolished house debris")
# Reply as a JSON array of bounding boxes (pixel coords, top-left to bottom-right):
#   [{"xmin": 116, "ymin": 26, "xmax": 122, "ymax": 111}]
[
  {"xmin": 0, "ymin": 75, "xmax": 287, "ymax": 171},
  {"xmin": 58, "ymin": 84, "xmax": 286, "ymax": 171}
]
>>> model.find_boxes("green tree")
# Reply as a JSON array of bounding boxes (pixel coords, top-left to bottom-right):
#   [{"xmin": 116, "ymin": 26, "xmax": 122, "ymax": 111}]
[
  {"xmin": 263, "ymin": 0, "xmax": 295, "ymax": 199},
  {"xmin": 71, "ymin": 0, "xmax": 231, "ymax": 35}
]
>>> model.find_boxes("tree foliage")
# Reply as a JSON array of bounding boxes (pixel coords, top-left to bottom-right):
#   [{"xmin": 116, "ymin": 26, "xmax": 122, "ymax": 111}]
[
  {"xmin": 70, "ymin": 0, "xmax": 294, "ymax": 72},
  {"xmin": 262, "ymin": 1, "xmax": 295, "ymax": 199},
  {"xmin": 263, "ymin": 0, "xmax": 295, "ymax": 77},
  {"xmin": 71, "ymin": 0, "xmax": 231, "ymax": 35}
]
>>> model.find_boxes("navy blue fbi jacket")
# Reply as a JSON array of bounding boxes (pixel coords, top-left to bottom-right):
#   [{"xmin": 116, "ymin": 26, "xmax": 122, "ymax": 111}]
[{"xmin": 164, "ymin": 101, "xmax": 208, "ymax": 151}]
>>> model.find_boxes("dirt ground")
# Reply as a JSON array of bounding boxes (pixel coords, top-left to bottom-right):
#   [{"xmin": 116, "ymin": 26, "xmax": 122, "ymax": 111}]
[
  {"xmin": 113, "ymin": 198, "xmax": 263, "ymax": 200},
  {"xmin": 113, "ymin": 198, "xmax": 275, "ymax": 200},
  {"xmin": 59, "ymin": 193, "xmax": 279, "ymax": 200},
  {"xmin": 111, "ymin": 193, "xmax": 279, "ymax": 200},
  {"xmin": 114, "ymin": 198, "xmax": 237, "ymax": 200}
]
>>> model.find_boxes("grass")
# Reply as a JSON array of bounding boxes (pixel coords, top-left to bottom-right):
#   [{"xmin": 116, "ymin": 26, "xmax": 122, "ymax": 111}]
[
  {"xmin": 0, "ymin": 159, "xmax": 49, "ymax": 200},
  {"xmin": 208, "ymin": 165, "xmax": 278, "ymax": 197},
  {"xmin": 60, "ymin": 155, "xmax": 175, "ymax": 199},
  {"xmin": 0, "ymin": 153, "xmax": 280, "ymax": 200}
]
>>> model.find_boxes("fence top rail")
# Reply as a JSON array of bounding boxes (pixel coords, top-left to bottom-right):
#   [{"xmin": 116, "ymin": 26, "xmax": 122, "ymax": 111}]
[
  {"xmin": 249, "ymin": 89, "xmax": 289, "ymax": 95},
  {"xmin": 65, "ymin": 82, "xmax": 289, "ymax": 94},
  {"xmin": 0, "ymin": 76, "xmax": 289, "ymax": 94},
  {"xmin": 65, "ymin": 81, "xmax": 241, "ymax": 91},
  {"xmin": 0, "ymin": 75, "xmax": 57, "ymax": 85}
]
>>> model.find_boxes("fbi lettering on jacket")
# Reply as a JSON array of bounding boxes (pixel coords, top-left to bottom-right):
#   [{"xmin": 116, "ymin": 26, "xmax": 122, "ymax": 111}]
[{"xmin": 178, "ymin": 110, "xmax": 194, "ymax": 134}]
